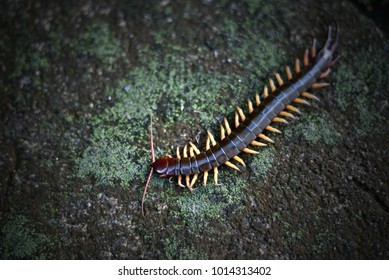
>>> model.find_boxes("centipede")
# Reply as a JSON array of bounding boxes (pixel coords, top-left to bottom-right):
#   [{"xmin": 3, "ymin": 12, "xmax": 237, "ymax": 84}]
[{"xmin": 142, "ymin": 24, "xmax": 339, "ymax": 216}]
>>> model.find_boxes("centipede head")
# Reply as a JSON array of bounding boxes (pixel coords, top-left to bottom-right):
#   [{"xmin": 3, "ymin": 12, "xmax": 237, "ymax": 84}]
[{"xmin": 152, "ymin": 155, "xmax": 177, "ymax": 177}]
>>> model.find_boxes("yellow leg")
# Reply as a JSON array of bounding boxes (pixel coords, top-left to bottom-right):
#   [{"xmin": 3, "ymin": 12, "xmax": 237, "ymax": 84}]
[
  {"xmin": 301, "ymin": 91, "xmax": 320, "ymax": 102},
  {"xmin": 274, "ymin": 72, "xmax": 283, "ymax": 86},
  {"xmin": 176, "ymin": 147, "xmax": 185, "ymax": 188},
  {"xmin": 279, "ymin": 111, "xmax": 296, "ymax": 119},
  {"xmin": 311, "ymin": 82, "xmax": 330, "ymax": 89},
  {"xmin": 311, "ymin": 39, "xmax": 317, "ymax": 58},
  {"xmin": 207, "ymin": 130, "xmax": 217, "ymax": 146},
  {"xmin": 264, "ymin": 85, "xmax": 269, "ymax": 98},
  {"xmin": 233, "ymin": 155, "xmax": 246, "ymax": 167},
  {"xmin": 243, "ymin": 147, "xmax": 259, "ymax": 154},
  {"xmin": 207, "ymin": 130, "xmax": 220, "ymax": 186},
  {"xmin": 258, "ymin": 133, "xmax": 274, "ymax": 143},
  {"xmin": 251, "ymin": 140, "xmax": 267, "ymax": 147},
  {"xmin": 182, "ymin": 145, "xmax": 192, "ymax": 191},
  {"xmin": 235, "ymin": 112, "xmax": 240, "ymax": 128},
  {"xmin": 285, "ymin": 105, "xmax": 301, "ymax": 114},
  {"xmin": 183, "ymin": 145, "xmax": 188, "ymax": 157},
  {"xmin": 189, "ymin": 142, "xmax": 201, "ymax": 155},
  {"xmin": 255, "ymin": 93, "xmax": 261, "ymax": 106},
  {"xmin": 213, "ymin": 167, "xmax": 219, "ymax": 185},
  {"xmin": 185, "ymin": 175, "xmax": 192, "ymax": 190},
  {"xmin": 225, "ymin": 160, "xmax": 240, "ymax": 171},
  {"xmin": 269, "ymin": 79, "xmax": 276, "ymax": 92},
  {"xmin": 319, "ymin": 69, "xmax": 330, "ymax": 79},
  {"xmin": 293, "ymin": 98, "xmax": 310, "ymax": 106},
  {"xmin": 303, "ymin": 48, "xmax": 309, "ymax": 66},
  {"xmin": 272, "ymin": 117, "xmax": 288, "ymax": 124},
  {"xmin": 285, "ymin": 65, "xmax": 292, "ymax": 80},
  {"xmin": 178, "ymin": 175, "xmax": 185, "ymax": 188},
  {"xmin": 187, "ymin": 144, "xmax": 197, "ymax": 190},
  {"xmin": 190, "ymin": 174, "xmax": 198, "ymax": 188},
  {"xmin": 248, "ymin": 99, "xmax": 254, "ymax": 113},
  {"xmin": 237, "ymin": 106, "xmax": 245, "ymax": 121},
  {"xmin": 203, "ymin": 170, "xmax": 208, "ymax": 186},
  {"xmin": 295, "ymin": 58, "xmax": 301, "ymax": 73},
  {"xmin": 224, "ymin": 117, "xmax": 232, "ymax": 135},
  {"xmin": 266, "ymin": 125, "xmax": 281, "ymax": 134}
]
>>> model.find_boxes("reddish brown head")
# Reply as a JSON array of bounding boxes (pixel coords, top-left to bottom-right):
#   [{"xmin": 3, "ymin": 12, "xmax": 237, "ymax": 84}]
[{"xmin": 152, "ymin": 156, "xmax": 177, "ymax": 177}]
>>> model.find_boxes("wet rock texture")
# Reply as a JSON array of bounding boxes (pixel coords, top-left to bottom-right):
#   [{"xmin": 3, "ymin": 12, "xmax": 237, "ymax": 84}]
[{"xmin": 0, "ymin": 0, "xmax": 388, "ymax": 259}]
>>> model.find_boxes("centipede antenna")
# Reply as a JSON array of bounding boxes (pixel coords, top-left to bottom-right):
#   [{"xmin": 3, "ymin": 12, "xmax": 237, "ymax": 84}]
[
  {"xmin": 150, "ymin": 114, "xmax": 155, "ymax": 163},
  {"xmin": 324, "ymin": 25, "xmax": 333, "ymax": 50},
  {"xmin": 142, "ymin": 113, "xmax": 155, "ymax": 217},
  {"xmin": 331, "ymin": 21, "xmax": 339, "ymax": 54}
]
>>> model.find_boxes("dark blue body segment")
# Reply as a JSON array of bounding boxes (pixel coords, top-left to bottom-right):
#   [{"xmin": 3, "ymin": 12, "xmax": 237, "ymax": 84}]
[{"xmin": 172, "ymin": 25, "xmax": 338, "ymax": 176}]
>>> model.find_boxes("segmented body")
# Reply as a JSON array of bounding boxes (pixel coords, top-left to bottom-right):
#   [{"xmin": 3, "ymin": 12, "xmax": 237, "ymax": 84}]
[{"xmin": 150, "ymin": 24, "xmax": 339, "ymax": 191}]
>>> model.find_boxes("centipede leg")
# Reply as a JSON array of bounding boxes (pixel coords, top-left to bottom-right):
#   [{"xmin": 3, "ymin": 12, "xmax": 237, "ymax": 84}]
[
  {"xmin": 185, "ymin": 176, "xmax": 192, "ymax": 190},
  {"xmin": 189, "ymin": 144, "xmax": 199, "ymax": 188},
  {"xmin": 208, "ymin": 130, "xmax": 221, "ymax": 186},
  {"xmin": 319, "ymin": 68, "xmax": 331, "ymax": 79},
  {"xmin": 311, "ymin": 38, "xmax": 317, "ymax": 58},
  {"xmin": 203, "ymin": 134, "xmax": 211, "ymax": 186},
  {"xmin": 176, "ymin": 147, "xmax": 185, "ymax": 188},
  {"xmin": 213, "ymin": 166, "xmax": 219, "ymax": 185},
  {"xmin": 190, "ymin": 174, "xmax": 198, "ymax": 188},
  {"xmin": 203, "ymin": 170, "xmax": 209, "ymax": 186},
  {"xmin": 182, "ymin": 145, "xmax": 193, "ymax": 191},
  {"xmin": 225, "ymin": 160, "xmax": 240, "ymax": 171},
  {"xmin": 302, "ymin": 91, "xmax": 320, "ymax": 102}
]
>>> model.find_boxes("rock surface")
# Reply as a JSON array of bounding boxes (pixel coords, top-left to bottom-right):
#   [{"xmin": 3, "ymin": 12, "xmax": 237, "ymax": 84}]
[{"xmin": 0, "ymin": 0, "xmax": 388, "ymax": 259}]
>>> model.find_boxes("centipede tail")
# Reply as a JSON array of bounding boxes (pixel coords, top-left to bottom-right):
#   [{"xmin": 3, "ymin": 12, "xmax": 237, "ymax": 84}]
[{"xmin": 143, "ymin": 24, "xmax": 339, "ymax": 214}]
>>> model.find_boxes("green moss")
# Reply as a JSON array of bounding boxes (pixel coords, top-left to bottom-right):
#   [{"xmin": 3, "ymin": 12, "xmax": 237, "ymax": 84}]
[
  {"xmin": 240, "ymin": 0, "xmax": 290, "ymax": 16},
  {"xmin": 12, "ymin": 48, "xmax": 49, "ymax": 82},
  {"xmin": 5, "ymin": 5, "xmax": 48, "ymax": 90},
  {"xmin": 71, "ymin": 22, "xmax": 128, "ymax": 68},
  {"xmin": 220, "ymin": 18, "xmax": 286, "ymax": 80},
  {"xmin": 9, "ymin": 40, "xmax": 50, "ymax": 98},
  {"xmin": 250, "ymin": 147, "xmax": 276, "ymax": 180},
  {"xmin": 77, "ymin": 127, "xmax": 148, "ymax": 187},
  {"xmin": 273, "ymin": 210, "xmax": 306, "ymax": 249},
  {"xmin": 5, "ymin": 11, "xmax": 66, "ymax": 98},
  {"xmin": 312, "ymin": 229, "xmax": 336, "ymax": 255},
  {"xmin": 161, "ymin": 169, "xmax": 249, "ymax": 257},
  {"xmin": 1, "ymin": 215, "xmax": 51, "ymax": 259},
  {"xmin": 163, "ymin": 236, "xmax": 208, "ymax": 260},
  {"xmin": 281, "ymin": 221, "xmax": 304, "ymax": 248},
  {"xmin": 164, "ymin": 169, "xmax": 246, "ymax": 234},
  {"xmin": 284, "ymin": 111, "xmax": 341, "ymax": 145},
  {"xmin": 243, "ymin": 0, "xmax": 263, "ymax": 15},
  {"xmin": 334, "ymin": 48, "xmax": 388, "ymax": 136}
]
